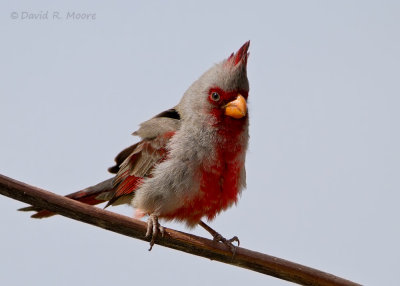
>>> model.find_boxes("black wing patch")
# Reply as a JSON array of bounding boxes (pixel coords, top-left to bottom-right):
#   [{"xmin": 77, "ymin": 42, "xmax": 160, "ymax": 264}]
[{"xmin": 154, "ymin": 108, "xmax": 181, "ymax": 120}]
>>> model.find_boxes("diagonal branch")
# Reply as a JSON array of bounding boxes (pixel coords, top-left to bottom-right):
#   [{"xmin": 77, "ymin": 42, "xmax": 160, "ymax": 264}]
[{"xmin": 0, "ymin": 174, "xmax": 360, "ymax": 286}]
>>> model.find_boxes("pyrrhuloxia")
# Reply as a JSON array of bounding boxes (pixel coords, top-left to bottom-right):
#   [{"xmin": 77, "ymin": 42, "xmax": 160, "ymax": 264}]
[{"xmin": 20, "ymin": 41, "xmax": 251, "ymax": 251}]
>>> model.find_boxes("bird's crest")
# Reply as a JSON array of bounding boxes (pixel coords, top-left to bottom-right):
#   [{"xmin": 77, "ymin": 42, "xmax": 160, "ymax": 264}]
[{"xmin": 226, "ymin": 41, "xmax": 250, "ymax": 67}]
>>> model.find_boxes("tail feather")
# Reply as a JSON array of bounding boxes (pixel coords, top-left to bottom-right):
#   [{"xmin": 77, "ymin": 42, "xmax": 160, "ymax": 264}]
[
  {"xmin": 19, "ymin": 178, "xmax": 115, "ymax": 219},
  {"xmin": 18, "ymin": 206, "xmax": 42, "ymax": 212}
]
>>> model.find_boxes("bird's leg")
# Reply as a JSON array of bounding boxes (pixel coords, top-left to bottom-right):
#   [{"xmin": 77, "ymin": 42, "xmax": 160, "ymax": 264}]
[
  {"xmin": 199, "ymin": 220, "xmax": 240, "ymax": 254},
  {"xmin": 145, "ymin": 214, "xmax": 164, "ymax": 251}
]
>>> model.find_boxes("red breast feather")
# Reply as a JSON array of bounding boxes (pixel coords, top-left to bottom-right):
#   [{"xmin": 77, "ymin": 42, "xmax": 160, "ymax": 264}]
[{"xmin": 163, "ymin": 109, "xmax": 248, "ymax": 226}]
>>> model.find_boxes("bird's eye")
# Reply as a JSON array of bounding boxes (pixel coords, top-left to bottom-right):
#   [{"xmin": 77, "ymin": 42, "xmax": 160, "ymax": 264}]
[{"xmin": 211, "ymin": 92, "xmax": 220, "ymax": 102}]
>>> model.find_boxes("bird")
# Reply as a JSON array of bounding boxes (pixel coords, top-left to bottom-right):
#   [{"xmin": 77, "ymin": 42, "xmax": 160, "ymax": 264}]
[{"xmin": 20, "ymin": 41, "xmax": 251, "ymax": 252}]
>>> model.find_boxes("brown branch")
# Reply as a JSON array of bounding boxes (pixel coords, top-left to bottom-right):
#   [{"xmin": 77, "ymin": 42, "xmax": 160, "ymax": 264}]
[{"xmin": 0, "ymin": 173, "xmax": 360, "ymax": 286}]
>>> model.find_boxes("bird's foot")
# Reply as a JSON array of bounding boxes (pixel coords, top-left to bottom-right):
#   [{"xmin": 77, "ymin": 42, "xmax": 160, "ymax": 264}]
[
  {"xmin": 198, "ymin": 220, "xmax": 240, "ymax": 255},
  {"xmin": 212, "ymin": 233, "xmax": 240, "ymax": 255},
  {"xmin": 145, "ymin": 214, "xmax": 164, "ymax": 251}
]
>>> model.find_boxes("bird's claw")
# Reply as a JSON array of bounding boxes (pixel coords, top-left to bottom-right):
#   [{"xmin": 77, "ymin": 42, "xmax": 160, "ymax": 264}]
[
  {"xmin": 213, "ymin": 233, "xmax": 240, "ymax": 255},
  {"xmin": 198, "ymin": 220, "xmax": 240, "ymax": 255},
  {"xmin": 145, "ymin": 214, "xmax": 164, "ymax": 251}
]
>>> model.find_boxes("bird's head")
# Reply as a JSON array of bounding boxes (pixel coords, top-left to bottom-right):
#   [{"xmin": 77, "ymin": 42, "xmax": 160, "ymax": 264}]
[{"xmin": 178, "ymin": 41, "xmax": 250, "ymax": 125}]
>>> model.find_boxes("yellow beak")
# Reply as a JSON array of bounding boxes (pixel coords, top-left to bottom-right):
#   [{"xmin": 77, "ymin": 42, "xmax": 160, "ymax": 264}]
[{"xmin": 224, "ymin": 94, "xmax": 247, "ymax": 119}]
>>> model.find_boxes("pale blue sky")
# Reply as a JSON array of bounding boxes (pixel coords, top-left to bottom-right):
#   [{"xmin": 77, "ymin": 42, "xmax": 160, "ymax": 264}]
[{"xmin": 1, "ymin": 1, "xmax": 399, "ymax": 285}]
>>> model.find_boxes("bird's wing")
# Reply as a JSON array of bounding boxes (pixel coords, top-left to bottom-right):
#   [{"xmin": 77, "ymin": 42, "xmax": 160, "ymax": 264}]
[
  {"xmin": 20, "ymin": 108, "xmax": 181, "ymax": 217},
  {"xmin": 105, "ymin": 108, "xmax": 181, "ymax": 206}
]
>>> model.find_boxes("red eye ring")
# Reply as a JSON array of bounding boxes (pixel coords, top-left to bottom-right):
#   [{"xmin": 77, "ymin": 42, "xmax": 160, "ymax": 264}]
[{"xmin": 210, "ymin": 92, "xmax": 220, "ymax": 102}]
